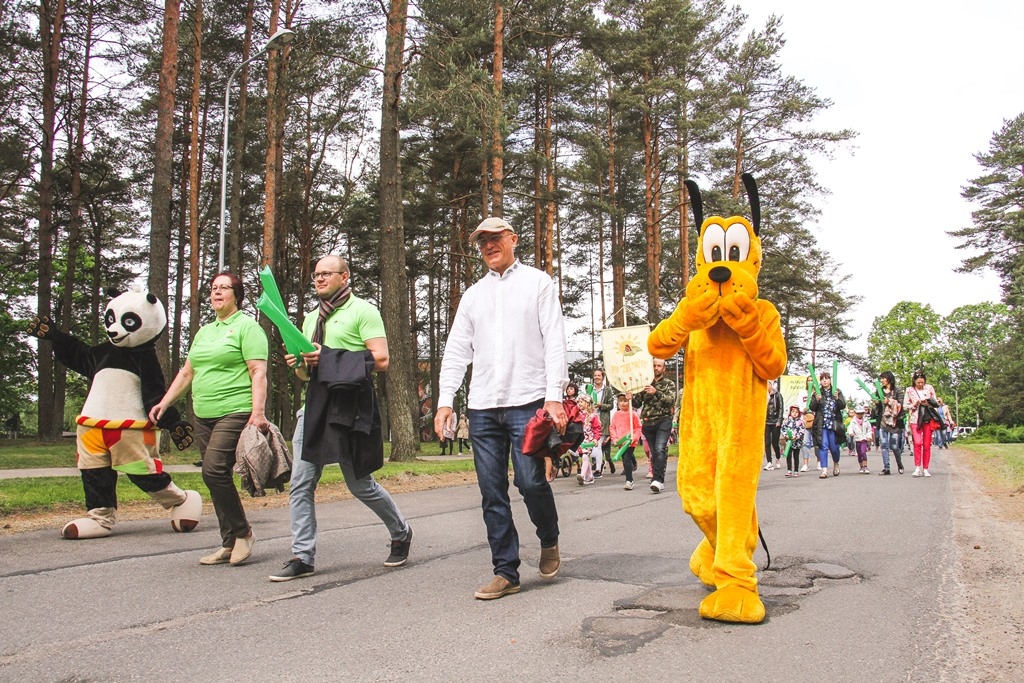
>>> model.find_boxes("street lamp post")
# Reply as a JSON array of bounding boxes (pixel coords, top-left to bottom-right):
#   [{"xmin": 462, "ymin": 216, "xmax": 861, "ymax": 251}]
[{"xmin": 217, "ymin": 27, "xmax": 296, "ymax": 273}]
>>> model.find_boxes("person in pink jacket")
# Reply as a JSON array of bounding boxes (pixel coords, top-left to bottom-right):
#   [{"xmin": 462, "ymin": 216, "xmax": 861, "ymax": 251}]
[
  {"xmin": 574, "ymin": 395, "xmax": 602, "ymax": 485},
  {"xmin": 904, "ymin": 369, "xmax": 938, "ymax": 477},
  {"xmin": 610, "ymin": 393, "xmax": 643, "ymax": 490}
]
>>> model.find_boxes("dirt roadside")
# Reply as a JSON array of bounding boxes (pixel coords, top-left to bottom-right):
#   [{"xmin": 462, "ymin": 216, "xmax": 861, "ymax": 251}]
[{"xmin": 949, "ymin": 454, "xmax": 1024, "ymax": 681}]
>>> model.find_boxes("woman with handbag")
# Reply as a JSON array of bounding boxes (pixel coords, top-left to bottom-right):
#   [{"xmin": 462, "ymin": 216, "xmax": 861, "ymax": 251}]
[{"xmin": 903, "ymin": 369, "xmax": 939, "ymax": 477}]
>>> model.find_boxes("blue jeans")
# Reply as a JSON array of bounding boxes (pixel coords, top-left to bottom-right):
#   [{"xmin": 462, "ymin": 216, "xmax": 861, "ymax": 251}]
[
  {"xmin": 818, "ymin": 428, "xmax": 841, "ymax": 468},
  {"xmin": 642, "ymin": 417, "xmax": 672, "ymax": 484},
  {"xmin": 468, "ymin": 400, "xmax": 559, "ymax": 584},
  {"xmin": 289, "ymin": 409, "xmax": 408, "ymax": 565},
  {"xmin": 879, "ymin": 428, "xmax": 905, "ymax": 471}
]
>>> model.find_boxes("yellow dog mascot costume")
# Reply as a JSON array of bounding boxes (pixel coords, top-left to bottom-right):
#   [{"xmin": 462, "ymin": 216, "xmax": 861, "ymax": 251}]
[{"xmin": 648, "ymin": 173, "xmax": 786, "ymax": 623}]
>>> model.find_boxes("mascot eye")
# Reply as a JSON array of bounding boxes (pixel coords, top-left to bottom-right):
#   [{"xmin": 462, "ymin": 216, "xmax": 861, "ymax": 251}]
[
  {"xmin": 725, "ymin": 222, "xmax": 751, "ymax": 262},
  {"xmin": 701, "ymin": 224, "xmax": 726, "ymax": 263},
  {"xmin": 104, "ymin": 309, "xmax": 115, "ymax": 327},
  {"xmin": 121, "ymin": 312, "xmax": 142, "ymax": 331}
]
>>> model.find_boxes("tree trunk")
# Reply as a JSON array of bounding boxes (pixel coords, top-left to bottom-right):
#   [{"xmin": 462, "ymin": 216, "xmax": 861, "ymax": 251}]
[
  {"xmin": 56, "ymin": 0, "xmax": 97, "ymax": 435},
  {"xmin": 542, "ymin": 45, "xmax": 555, "ymax": 276},
  {"xmin": 149, "ymin": 0, "xmax": 181, "ymax": 377},
  {"xmin": 36, "ymin": 0, "xmax": 67, "ymax": 439},
  {"xmin": 188, "ymin": 0, "xmax": 202, "ymax": 338},
  {"xmin": 229, "ymin": 0, "xmax": 254, "ymax": 274},
  {"xmin": 261, "ymin": 0, "xmax": 284, "ymax": 268},
  {"xmin": 379, "ymin": 0, "xmax": 418, "ymax": 460},
  {"xmin": 676, "ymin": 99, "xmax": 691, "ymax": 292},
  {"xmin": 490, "ymin": 1, "xmax": 504, "ymax": 217},
  {"xmin": 606, "ymin": 79, "xmax": 625, "ymax": 327}
]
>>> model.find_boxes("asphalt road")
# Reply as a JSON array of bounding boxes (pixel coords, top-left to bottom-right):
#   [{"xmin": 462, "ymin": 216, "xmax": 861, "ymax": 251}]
[{"xmin": 0, "ymin": 449, "xmax": 975, "ymax": 682}]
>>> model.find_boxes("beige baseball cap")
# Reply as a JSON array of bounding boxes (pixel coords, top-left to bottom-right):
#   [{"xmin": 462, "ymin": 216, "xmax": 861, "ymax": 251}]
[{"xmin": 469, "ymin": 216, "xmax": 516, "ymax": 242}]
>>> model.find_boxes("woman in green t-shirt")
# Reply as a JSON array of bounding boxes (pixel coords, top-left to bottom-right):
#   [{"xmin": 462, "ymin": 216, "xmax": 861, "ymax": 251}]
[{"xmin": 151, "ymin": 272, "xmax": 269, "ymax": 567}]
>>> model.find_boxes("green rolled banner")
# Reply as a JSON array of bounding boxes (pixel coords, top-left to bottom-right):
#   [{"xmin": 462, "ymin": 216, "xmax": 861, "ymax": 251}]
[
  {"xmin": 611, "ymin": 433, "xmax": 631, "ymax": 462},
  {"xmin": 832, "ymin": 360, "xmax": 839, "ymax": 388},
  {"xmin": 256, "ymin": 292, "xmax": 315, "ymax": 358},
  {"xmin": 258, "ymin": 266, "xmax": 287, "ymax": 313},
  {"xmin": 855, "ymin": 377, "xmax": 876, "ymax": 401},
  {"xmin": 806, "ymin": 366, "xmax": 823, "ymax": 397}
]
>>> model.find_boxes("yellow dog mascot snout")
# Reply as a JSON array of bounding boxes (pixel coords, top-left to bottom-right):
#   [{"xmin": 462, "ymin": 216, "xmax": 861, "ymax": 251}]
[{"xmin": 648, "ymin": 173, "xmax": 786, "ymax": 623}]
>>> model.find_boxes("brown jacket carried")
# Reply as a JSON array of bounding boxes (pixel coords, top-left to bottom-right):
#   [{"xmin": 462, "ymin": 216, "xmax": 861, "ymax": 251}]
[{"xmin": 234, "ymin": 423, "xmax": 292, "ymax": 497}]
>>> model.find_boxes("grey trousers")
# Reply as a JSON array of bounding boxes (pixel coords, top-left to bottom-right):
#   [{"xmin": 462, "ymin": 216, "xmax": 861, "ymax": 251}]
[{"xmin": 288, "ymin": 409, "xmax": 409, "ymax": 565}]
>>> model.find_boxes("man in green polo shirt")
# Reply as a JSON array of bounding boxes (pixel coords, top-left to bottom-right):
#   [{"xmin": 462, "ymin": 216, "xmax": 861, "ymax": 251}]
[{"xmin": 269, "ymin": 255, "xmax": 412, "ymax": 582}]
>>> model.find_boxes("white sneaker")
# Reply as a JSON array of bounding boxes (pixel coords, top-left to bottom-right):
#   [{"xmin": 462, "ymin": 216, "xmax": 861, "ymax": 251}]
[
  {"xmin": 913, "ymin": 467, "xmax": 923, "ymax": 477},
  {"xmin": 624, "ymin": 481, "xmax": 634, "ymax": 490},
  {"xmin": 763, "ymin": 463, "xmax": 774, "ymax": 471},
  {"xmin": 800, "ymin": 464, "xmax": 808, "ymax": 472},
  {"xmin": 650, "ymin": 480, "xmax": 664, "ymax": 493},
  {"xmin": 923, "ymin": 469, "xmax": 931, "ymax": 477}
]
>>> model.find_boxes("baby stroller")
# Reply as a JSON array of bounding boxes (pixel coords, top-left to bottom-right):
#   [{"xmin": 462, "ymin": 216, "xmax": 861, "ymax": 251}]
[{"xmin": 558, "ymin": 449, "xmax": 581, "ymax": 478}]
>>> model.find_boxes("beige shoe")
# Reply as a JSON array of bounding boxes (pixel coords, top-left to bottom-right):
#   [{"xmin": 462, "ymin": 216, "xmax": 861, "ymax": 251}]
[
  {"xmin": 200, "ymin": 547, "xmax": 232, "ymax": 565},
  {"xmin": 230, "ymin": 530, "xmax": 256, "ymax": 565},
  {"xmin": 539, "ymin": 544, "xmax": 560, "ymax": 579},
  {"xmin": 474, "ymin": 575, "xmax": 521, "ymax": 600}
]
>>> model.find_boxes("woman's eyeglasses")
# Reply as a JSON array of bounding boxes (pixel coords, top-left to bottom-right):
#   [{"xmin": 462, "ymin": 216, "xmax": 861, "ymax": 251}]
[{"xmin": 210, "ymin": 285, "xmax": 234, "ymax": 292}]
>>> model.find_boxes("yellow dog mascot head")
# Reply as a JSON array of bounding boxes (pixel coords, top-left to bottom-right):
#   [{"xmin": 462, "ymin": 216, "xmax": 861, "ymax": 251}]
[{"xmin": 648, "ymin": 173, "xmax": 787, "ymax": 623}]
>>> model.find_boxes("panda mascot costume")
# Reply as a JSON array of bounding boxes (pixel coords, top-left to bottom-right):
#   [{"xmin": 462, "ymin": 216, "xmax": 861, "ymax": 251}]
[{"xmin": 28, "ymin": 288, "xmax": 202, "ymax": 539}]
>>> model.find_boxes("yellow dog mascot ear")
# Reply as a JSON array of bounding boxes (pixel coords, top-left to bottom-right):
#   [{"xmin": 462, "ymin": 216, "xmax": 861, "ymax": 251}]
[{"xmin": 648, "ymin": 173, "xmax": 786, "ymax": 623}]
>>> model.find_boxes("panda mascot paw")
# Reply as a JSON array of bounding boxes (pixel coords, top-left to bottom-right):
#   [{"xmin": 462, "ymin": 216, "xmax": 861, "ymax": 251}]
[{"xmin": 171, "ymin": 490, "xmax": 202, "ymax": 532}]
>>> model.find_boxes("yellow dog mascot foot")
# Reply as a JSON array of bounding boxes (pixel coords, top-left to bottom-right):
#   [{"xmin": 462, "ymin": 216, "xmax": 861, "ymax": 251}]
[{"xmin": 649, "ymin": 174, "xmax": 786, "ymax": 624}]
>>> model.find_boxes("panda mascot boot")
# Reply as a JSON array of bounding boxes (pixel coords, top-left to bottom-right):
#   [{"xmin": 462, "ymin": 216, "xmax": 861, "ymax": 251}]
[{"xmin": 28, "ymin": 287, "xmax": 202, "ymax": 539}]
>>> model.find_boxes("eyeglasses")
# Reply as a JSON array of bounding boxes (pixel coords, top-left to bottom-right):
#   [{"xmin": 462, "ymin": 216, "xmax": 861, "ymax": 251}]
[
  {"xmin": 476, "ymin": 232, "xmax": 510, "ymax": 248},
  {"xmin": 210, "ymin": 285, "xmax": 234, "ymax": 292},
  {"xmin": 311, "ymin": 271, "xmax": 344, "ymax": 281}
]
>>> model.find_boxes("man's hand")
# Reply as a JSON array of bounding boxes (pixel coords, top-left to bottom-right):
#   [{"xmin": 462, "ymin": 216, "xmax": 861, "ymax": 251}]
[
  {"xmin": 545, "ymin": 400, "xmax": 568, "ymax": 435},
  {"xmin": 433, "ymin": 406, "xmax": 453, "ymax": 441},
  {"xmin": 299, "ymin": 342, "xmax": 322, "ymax": 369},
  {"xmin": 27, "ymin": 314, "xmax": 55, "ymax": 340}
]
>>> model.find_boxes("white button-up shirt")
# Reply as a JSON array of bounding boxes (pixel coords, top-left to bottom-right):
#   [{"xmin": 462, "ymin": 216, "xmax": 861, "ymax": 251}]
[{"xmin": 438, "ymin": 260, "xmax": 569, "ymax": 410}]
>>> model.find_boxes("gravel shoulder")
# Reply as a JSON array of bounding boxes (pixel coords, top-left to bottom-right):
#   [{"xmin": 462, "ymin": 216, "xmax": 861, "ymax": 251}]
[{"xmin": 950, "ymin": 453, "xmax": 1024, "ymax": 681}]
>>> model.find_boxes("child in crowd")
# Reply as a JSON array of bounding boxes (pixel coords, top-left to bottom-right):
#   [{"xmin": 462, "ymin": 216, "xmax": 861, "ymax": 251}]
[
  {"xmin": 844, "ymin": 407, "xmax": 856, "ymax": 457},
  {"xmin": 800, "ymin": 409, "xmax": 815, "ymax": 472},
  {"xmin": 780, "ymin": 405, "xmax": 805, "ymax": 477},
  {"xmin": 610, "ymin": 393, "xmax": 643, "ymax": 490},
  {"xmin": 849, "ymin": 405, "xmax": 873, "ymax": 473},
  {"xmin": 575, "ymin": 395, "xmax": 602, "ymax": 486}
]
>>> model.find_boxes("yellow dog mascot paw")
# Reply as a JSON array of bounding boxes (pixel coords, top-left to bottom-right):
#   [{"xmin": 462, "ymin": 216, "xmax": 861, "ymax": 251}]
[{"xmin": 648, "ymin": 174, "xmax": 786, "ymax": 623}]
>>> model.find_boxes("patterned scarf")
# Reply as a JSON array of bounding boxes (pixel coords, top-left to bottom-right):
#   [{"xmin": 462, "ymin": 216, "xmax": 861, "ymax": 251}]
[{"xmin": 312, "ymin": 282, "xmax": 351, "ymax": 345}]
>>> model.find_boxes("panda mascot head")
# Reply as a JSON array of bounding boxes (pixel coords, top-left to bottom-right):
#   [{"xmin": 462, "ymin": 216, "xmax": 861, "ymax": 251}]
[{"xmin": 104, "ymin": 288, "xmax": 167, "ymax": 348}]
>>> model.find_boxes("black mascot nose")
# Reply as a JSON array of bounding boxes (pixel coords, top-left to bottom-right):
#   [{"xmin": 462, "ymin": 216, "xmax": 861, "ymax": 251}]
[{"xmin": 709, "ymin": 266, "xmax": 731, "ymax": 283}]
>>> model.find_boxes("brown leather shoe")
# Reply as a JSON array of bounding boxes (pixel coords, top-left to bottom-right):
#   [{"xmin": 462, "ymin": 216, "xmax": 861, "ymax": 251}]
[
  {"xmin": 539, "ymin": 544, "xmax": 560, "ymax": 579},
  {"xmin": 474, "ymin": 575, "xmax": 521, "ymax": 600}
]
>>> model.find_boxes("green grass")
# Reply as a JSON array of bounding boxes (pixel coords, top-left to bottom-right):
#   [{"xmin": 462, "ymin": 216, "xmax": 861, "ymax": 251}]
[
  {"xmin": 0, "ymin": 437, "xmax": 678, "ymax": 516},
  {"xmin": 958, "ymin": 442, "xmax": 1024, "ymax": 491},
  {"xmin": 0, "ymin": 439, "xmax": 202, "ymax": 469},
  {"xmin": 0, "ymin": 438, "xmax": 477, "ymax": 516}
]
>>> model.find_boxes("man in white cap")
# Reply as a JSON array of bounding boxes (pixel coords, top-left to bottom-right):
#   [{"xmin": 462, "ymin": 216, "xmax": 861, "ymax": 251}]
[{"xmin": 434, "ymin": 216, "xmax": 570, "ymax": 600}]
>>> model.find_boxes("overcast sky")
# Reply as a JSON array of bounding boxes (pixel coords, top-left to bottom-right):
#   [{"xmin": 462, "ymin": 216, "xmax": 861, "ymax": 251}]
[{"xmin": 738, "ymin": 0, "xmax": 1019, "ymax": 356}]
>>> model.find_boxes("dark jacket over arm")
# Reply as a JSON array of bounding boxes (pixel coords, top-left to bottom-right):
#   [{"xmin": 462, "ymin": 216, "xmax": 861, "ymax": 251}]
[{"xmin": 301, "ymin": 348, "xmax": 383, "ymax": 479}]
